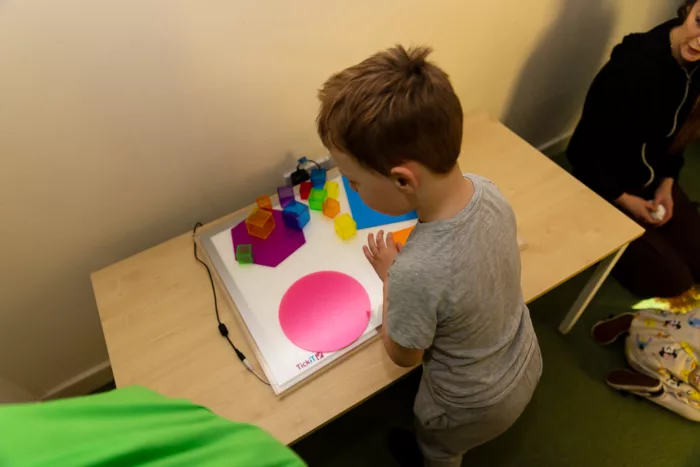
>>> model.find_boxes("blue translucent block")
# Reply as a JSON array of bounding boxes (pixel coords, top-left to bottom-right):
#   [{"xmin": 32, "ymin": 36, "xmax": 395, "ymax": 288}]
[
  {"xmin": 310, "ymin": 168, "xmax": 327, "ymax": 188},
  {"xmin": 282, "ymin": 200, "xmax": 310, "ymax": 230}
]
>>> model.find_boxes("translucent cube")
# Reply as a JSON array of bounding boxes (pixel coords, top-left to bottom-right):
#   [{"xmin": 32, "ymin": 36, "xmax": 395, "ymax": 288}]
[
  {"xmin": 277, "ymin": 185, "xmax": 295, "ymax": 208},
  {"xmin": 245, "ymin": 208, "xmax": 275, "ymax": 239},
  {"xmin": 308, "ymin": 188, "xmax": 327, "ymax": 211},
  {"xmin": 282, "ymin": 200, "xmax": 310, "ymax": 230},
  {"xmin": 334, "ymin": 213, "xmax": 357, "ymax": 240},
  {"xmin": 256, "ymin": 195, "xmax": 272, "ymax": 211},
  {"xmin": 310, "ymin": 168, "xmax": 327, "ymax": 188},
  {"xmin": 322, "ymin": 197, "xmax": 340, "ymax": 218},
  {"xmin": 236, "ymin": 244, "xmax": 253, "ymax": 264},
  {"xmin": 299, "ymin": 181, "xmax": 312, "ymax": 200},
  {"xmin": 324, "ymin": 181, "xmax": 339, "ymax": 199}
]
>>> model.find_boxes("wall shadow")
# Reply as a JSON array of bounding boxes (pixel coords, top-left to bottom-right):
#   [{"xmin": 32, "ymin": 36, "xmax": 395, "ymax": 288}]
[{"xmin": 502, "ymin": 0, "xmax": 616, "ymax": 148}]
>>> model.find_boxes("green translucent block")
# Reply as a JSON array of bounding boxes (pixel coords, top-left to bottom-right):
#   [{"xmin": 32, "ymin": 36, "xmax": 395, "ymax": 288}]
[
  {"xmin": 236, "ymin": 244, "xmax": 253, "ymax": 264},
  {"xmin": 308, "ymin": 188, "xmax": 327, "ymax": 211}
]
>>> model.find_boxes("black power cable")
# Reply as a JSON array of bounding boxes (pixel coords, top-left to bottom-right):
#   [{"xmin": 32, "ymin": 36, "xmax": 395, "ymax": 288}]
[{"xmin": 192, "ymin": 222, "xmax": 269, "ymax": 385}]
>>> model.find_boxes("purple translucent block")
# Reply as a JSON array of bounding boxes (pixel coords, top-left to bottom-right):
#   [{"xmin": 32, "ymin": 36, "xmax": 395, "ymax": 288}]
[{"xmin": 277, "ymin": 185, "xmax": 295, "ymax": 208}]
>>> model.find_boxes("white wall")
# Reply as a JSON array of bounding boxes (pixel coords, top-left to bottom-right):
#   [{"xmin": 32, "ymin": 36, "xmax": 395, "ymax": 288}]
[
  {"xmin": 0, "ymin": 376, "xmax": 34, "ymax": 403},
  {"xmin": 0, "ymin": 0, "xmax": 676, "ymax": 398}
]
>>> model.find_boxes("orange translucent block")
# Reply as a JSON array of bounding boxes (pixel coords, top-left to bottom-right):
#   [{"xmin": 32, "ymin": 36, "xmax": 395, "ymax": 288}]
[
  {"xmin": 324, "ymin": 181, "xmax": 339, "ymax": 199},
  {"xmin": 392, "ymin": 226, "xmax": 415, "ymax": 246},
  {"xmin": 322, "ymin": 197, "xmax": 340, "ymax": 218},
  {"xmin": 334, "ymin": 213, "xmax": 357, "ymax": 240},
  {"xmin": 245, "ymin": 208, "xmax": 275, "ymax": 239},
  {"xmin": 256, "ymin": 195, "xmax": 272, "ymax": 211}
]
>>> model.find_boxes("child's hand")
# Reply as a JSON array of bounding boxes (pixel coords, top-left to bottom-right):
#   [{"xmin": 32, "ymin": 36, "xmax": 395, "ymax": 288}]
[{"xmin": 363, "ymin": 230, "xmax": 402, "ymax": 283}]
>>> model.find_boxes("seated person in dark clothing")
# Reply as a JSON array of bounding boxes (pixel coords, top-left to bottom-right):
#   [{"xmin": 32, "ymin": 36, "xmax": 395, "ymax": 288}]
[{"xmin": 568, "ymin": 0, "xmax": 700, "ymax": 300}]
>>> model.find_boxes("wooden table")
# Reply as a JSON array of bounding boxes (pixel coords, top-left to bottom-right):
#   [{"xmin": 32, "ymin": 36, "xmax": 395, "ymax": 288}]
[{"xmin": 91, "ymin": 112, "xmax": 643, "ymax": 444}]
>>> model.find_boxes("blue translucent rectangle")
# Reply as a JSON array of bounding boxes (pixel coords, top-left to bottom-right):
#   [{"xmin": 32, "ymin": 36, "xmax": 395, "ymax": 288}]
[{"xmin": 342, "ymin": 176, "xmax": 418, "ymax": 229}]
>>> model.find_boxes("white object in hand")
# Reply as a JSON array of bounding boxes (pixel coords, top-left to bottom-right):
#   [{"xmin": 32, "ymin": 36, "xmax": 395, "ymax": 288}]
[{"xmin": 651, "ymin": 204, "xmax": 666, "ymax": 221}]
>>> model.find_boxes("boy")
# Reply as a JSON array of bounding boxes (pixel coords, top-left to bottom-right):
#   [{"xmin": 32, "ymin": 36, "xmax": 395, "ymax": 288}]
[{"xmin": 316, "ymin": 45, "xmax": 541, "ymax": 467}]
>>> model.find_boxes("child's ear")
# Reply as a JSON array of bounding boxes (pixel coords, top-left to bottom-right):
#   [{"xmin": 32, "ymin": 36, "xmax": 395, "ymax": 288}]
[{"xmin": 389, "ymin": 165, "xmax": 418, "ymax": 194}]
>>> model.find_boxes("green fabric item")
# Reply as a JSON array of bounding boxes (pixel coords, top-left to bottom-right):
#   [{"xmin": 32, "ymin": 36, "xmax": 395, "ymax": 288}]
[{"xmin": 0, "ymin": 386, "xmax": 305, "ymax": 467}]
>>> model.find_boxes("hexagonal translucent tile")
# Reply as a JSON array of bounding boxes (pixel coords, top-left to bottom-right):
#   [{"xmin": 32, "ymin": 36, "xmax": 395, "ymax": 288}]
[{"xmin": 231, "ymin": 210, "xmax": 306, "ymax": 267}]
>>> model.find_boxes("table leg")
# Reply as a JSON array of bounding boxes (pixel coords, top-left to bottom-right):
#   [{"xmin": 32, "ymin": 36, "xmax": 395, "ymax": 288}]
[{"xmin": 558, "ymin": 244, "xmax": 629, "ymax": 334}]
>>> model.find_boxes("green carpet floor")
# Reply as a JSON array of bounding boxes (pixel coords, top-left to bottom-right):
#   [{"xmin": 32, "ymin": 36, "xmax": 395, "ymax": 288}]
[{"xmin": 292, "ymin": 148, "xmax": 700, "ymax": 467}]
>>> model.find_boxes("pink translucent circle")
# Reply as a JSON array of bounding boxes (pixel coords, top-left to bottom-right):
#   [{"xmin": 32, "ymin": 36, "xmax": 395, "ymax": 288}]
[{"xmin": 279, "ymin": 271, "xmax": 372, "ymax": 352}]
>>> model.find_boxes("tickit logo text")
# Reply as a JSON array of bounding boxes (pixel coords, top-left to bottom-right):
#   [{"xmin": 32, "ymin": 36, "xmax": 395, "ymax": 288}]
[{"xmin": 296, "ymin": 352, "xmax": 325, "ymax": 370}]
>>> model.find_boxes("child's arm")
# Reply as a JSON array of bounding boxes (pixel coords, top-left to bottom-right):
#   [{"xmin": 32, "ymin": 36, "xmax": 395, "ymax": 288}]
[
  {"xmin": 364, "ymin": 231, "xmax": 427, "ymax": 368},
  {"xmin": 380, "ymin": 280, "xmax": 424, "ymax": 367}
]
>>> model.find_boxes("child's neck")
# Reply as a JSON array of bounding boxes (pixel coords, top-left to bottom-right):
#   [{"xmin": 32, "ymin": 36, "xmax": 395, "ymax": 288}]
[{"xmin": 415, "ymin": 165, "xmax": 474, "ymax": 223}]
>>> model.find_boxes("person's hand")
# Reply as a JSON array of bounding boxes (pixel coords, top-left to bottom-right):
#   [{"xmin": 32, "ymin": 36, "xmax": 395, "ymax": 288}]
[
  {"xmin": 615, "ymin": 193, "xmax": 660, "ymax": 225},
  {"xmin": 363, "ymin": 230, "xmax": 402, "ymax": 282},
  {"xmin": 653, "ymin": 178, "xmax": 675, "ymax": 226}
]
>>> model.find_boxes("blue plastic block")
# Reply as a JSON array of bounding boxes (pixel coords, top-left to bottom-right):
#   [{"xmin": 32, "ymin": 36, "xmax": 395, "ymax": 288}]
[
  {"xmin": 310, "ymin": 168, "xmax": 327, "ymax": 188},
  {"xmin": 282, "ymin": 200, "xmax": 310, "ymax": 230}
]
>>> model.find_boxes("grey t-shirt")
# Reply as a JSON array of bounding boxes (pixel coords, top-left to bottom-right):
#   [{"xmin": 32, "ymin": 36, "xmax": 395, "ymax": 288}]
[{"xmin": 386, "ymin": 174, "xmax": 537, "ymax": 408}]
